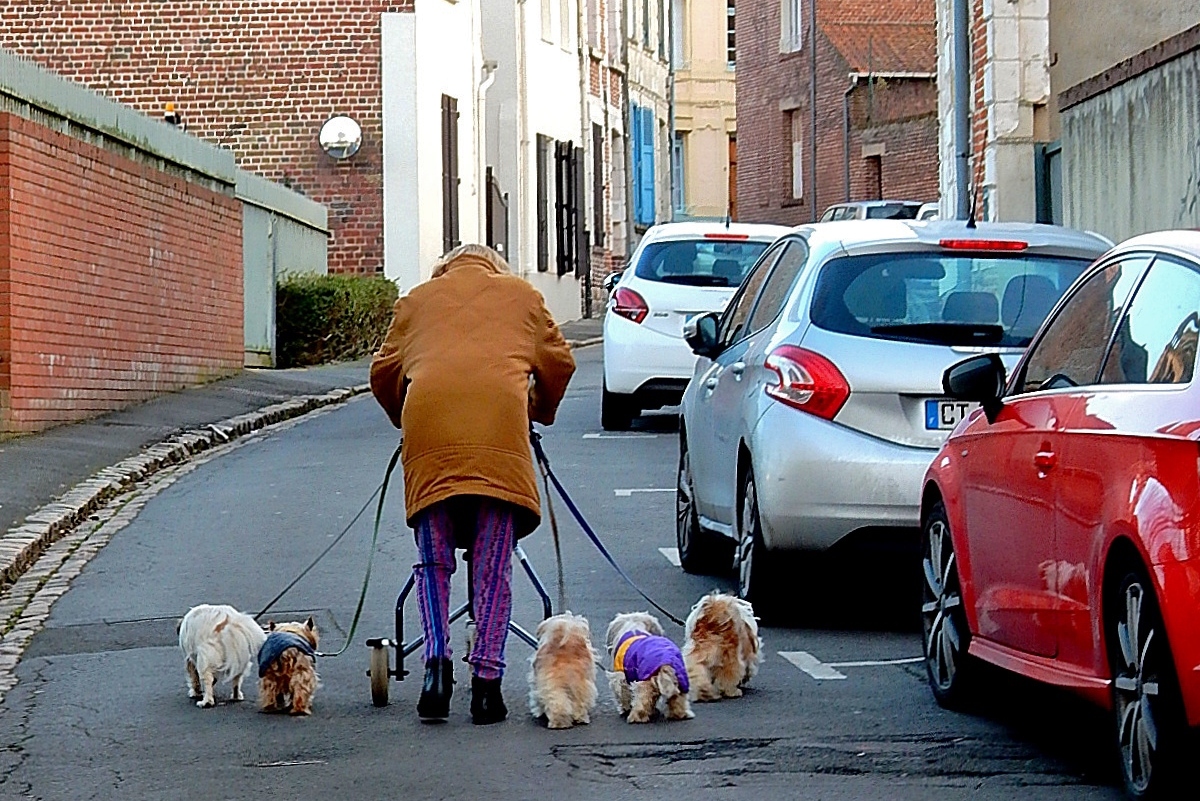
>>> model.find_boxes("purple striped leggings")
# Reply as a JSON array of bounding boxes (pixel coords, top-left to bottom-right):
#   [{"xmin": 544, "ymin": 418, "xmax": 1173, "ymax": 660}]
[{"xmin": 412, "ymin": 497, "xmax": 516, "ymax": 680}]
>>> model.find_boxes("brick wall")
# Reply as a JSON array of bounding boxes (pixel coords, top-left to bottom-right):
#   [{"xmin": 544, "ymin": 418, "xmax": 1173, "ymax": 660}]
[
  {"xmin": 0, "ymin": 1, "xmax": 412, "ymax": 275},
  {"xmin": 0, "ymin": 112, "xmax": 243, "ymax": 433},
  {"xmin": 736, "ymin": 0, "xmax": 938, "ymax": 225}
]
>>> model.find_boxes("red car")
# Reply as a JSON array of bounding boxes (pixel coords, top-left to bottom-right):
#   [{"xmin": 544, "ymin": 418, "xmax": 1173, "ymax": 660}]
[{"xmin": 920, "ymin": 230, "xmax": 1200, "ymax": 800}]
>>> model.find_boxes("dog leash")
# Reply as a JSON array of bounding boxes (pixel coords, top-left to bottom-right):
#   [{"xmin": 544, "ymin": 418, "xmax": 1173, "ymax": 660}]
[
  {"xmin": 538, "ymin": 458, "xmax": 569, "ymax": 615},
  {"xmin": 255, "ymin": 439, "xmax": 403, "ymax": 658},
  {"xmin": 530, "ymin": 429, "xmax": 686, "ymax": 627}
]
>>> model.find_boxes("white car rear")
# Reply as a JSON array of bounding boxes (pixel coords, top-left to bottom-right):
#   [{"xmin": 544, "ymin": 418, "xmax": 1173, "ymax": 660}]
[{"xmin": 602, "ymin": 221, "xmax": 789, "ymax": 430}]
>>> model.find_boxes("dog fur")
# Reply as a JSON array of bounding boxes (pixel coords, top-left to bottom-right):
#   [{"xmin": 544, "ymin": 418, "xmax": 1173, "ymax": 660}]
[
  {"xmin": 178, "ymin": 603, "xmax": 267, "ymax": 708},
  {"xmin": 258, "ymin": 618, "xmax": 320, "ymax": 716},
  {"xmin": 604, "ymin": 612, "xmax": 694, "ymax": 723},
  {"xmin": 527, "ymin": 612, "xmax": 599, "ymax": 729},
  {"xmin": 682, "ymin": 592, "xmax": 762, "ymax": 701}
]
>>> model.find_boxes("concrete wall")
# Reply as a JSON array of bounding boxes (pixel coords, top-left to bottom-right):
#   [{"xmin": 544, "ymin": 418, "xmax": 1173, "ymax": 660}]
[
  {"xmin": 1061, "ymin": 48, "xmax": 1200, "ymax": 243},
  {"xmin": 238, "ymin": 171, "xmax": 329, "ymax": 367}
]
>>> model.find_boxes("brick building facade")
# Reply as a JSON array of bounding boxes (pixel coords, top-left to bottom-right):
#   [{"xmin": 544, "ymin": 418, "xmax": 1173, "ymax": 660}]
[
  {"xmin": 735, "ymin": 0, "xmax": 938, "ymax": 226},
  {"xmin": 0, "ymin": 1, "xmax": 412, "ymax": 275}
]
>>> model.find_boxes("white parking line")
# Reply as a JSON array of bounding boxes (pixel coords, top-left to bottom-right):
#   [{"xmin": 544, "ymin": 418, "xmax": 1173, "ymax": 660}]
[
  {"xmin": 658, "ymin": 547, "xmax": 681, "ymax": 566},
  {"xmin": 778, "ymin": 651, "xmax": 847, "ymax": 680},
  {"xmin": 827, "ymin": 657, "xmax": 923, "ymax": 668},
  {"xmin": 614, "ymin": 488, "xmax": 674, "ymax": 497},
  {"xmin": 583, "ymin": 433, "xmax": 661, "ymax": 439}
]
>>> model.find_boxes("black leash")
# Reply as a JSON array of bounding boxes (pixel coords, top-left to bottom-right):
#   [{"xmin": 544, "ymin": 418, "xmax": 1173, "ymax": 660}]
[
  {"xmin": 255, "ymin": 440, "xmax": 403, "ymax": 657},
  {"xmin": 530, "ymin": 429, "xmax": 686, "ymax": 627}
]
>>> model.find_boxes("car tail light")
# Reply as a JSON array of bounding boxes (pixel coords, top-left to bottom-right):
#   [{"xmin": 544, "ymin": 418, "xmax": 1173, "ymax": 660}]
[
  {"xmin": 939, "ymin": 238, "xmax": 1028, "ymax": 252},
  {"xmin": 612, "ymin": 287, "xmax": 649, "ymax": 324},
  {"xmin": 703, "ymin": 233, "xmax": 750, "ymax": 241},
  {"xmin": 763, "ymin": 345, "xmax": 850, "ymax": 420}
]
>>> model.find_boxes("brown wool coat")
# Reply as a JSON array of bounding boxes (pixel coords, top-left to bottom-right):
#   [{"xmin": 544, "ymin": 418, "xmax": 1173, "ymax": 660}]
[{"xmin": 369, "ymin": 257, "xmax": 576, "ymax": 537}]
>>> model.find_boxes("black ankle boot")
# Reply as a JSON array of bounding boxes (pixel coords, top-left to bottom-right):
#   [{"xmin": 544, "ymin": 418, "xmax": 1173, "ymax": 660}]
[
  {"xmin": 470, "ymin": 676, "xmax": 507, "ymax": 725},
  {"xmin": 417, "ymin": 658, "xmax": 453, "ymax": 721}
]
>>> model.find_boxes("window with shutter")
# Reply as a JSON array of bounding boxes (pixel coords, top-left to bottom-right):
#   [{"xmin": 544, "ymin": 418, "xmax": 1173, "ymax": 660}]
[
  {"xmin": 638, "ymin": 106, "xmax": 656, "ymax": 226},
  {"xmin": 441, "ymin": 94, "xmax": 460, "ymax": 254}
]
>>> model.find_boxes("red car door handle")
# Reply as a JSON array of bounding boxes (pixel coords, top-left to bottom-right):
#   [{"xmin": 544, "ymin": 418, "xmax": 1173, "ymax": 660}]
[{"xmin": 1034, "ymin": 451, "xmax": 1057, "ymax": 472}]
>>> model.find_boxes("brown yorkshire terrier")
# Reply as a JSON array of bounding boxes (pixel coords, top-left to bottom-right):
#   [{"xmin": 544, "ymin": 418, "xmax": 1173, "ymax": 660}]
[{"xmin": 257, "ymin": 618, "xmax": 320, "ymax": 716}]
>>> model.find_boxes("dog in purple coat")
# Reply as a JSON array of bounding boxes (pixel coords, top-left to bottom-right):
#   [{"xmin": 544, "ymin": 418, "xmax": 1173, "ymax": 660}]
[{"xmin": 604, "ymin": 612, "xmax": 694, "ymax": 723}]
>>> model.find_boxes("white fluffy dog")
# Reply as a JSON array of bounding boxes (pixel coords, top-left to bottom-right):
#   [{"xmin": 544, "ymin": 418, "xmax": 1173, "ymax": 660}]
[
  {"xmin": 604, "ymin": 612, "xmax": 693, "ymax": 723},
  {"xmin": 682, "ymin": 592, "xmax": 762, "ymax": 701},
  {"xmin": 178, "ymin": 604, "xmax": 267, "ymax": 708},
  {"xmin": 527, "ymin": 612, "xmax": 599, "ymax": 729}
]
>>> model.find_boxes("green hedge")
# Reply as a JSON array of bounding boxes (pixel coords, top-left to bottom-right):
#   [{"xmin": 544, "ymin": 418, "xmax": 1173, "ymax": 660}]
[{"xmin": 276, "ymin": 272, "xmax": 399, "ymax": 368}]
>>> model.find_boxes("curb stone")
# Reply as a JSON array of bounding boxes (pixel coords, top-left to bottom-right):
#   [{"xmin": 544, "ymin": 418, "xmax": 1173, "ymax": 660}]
[{"xmin": 0, "ymin": 384, "xmax": 370, "ymax": 591}]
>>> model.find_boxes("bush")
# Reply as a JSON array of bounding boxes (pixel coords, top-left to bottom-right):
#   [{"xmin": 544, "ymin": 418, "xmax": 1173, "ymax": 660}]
[{"xmin": 275, "ymin": 272, "xmax": 399, "ymax": 368}]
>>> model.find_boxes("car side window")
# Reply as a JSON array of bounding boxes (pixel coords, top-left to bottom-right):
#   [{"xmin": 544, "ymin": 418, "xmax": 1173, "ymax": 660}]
[
  {"xmin": 718, "ymin": 242, "xmax": 785, "ymax": 347},
  {"xmin": 744, "ymin": 240, "xmax": 809, "ymax": 335},
  {"xmin": 1098, "ymin": 256, "xmax": 1200, "ymax": 385},
  {"xmin": 1016, "ymin": 256, "xmax": 1150, "ymax": 394}
]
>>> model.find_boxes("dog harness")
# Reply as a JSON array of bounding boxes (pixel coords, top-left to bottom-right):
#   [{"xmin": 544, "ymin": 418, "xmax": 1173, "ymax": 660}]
[
  {"xmin": 613, "ymin": 631, "xmax": 689, "ymax": 693},
  {"xmin": 257, "ymin": 631, "xmax": 316, "ymax": 677}
]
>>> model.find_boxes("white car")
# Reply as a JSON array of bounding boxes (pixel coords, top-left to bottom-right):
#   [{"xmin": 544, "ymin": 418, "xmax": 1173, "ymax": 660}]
[{"xmin": 602, "ymin": 221, "xmax": 789, "ymax": 430}]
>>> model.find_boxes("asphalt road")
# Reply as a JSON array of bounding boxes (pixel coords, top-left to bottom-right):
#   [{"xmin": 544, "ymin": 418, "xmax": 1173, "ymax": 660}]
[{"xmin": 0, "ymin": 347, "xmax": 1127, "ymax": 800}]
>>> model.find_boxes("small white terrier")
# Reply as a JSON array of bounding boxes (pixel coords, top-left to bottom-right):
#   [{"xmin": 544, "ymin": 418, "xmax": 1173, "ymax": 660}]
[
  {"xmin": 604, "ymin": 612, "xmax": 694, "ymax": 723},
  {"xmin": 682, "ymin": 592, "xmax": 762, "ymax": 701},
  {"xmin": 178, "ymin": 604, "xmax": 267, "ymax": 708},
  {"xmin": 527, "ymin": 612, "xmax": 599, "ymax": 729}
]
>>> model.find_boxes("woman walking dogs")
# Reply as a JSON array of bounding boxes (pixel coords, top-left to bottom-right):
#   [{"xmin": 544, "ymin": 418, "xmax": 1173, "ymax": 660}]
[{"xmin": 370, "ymin": 244, "xmax": 576, "ymax": 725}]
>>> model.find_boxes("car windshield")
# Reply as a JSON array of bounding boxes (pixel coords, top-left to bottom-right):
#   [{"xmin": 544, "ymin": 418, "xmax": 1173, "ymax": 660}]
[
  {"xmin": 865, "ymin": 204, "xmax": 921, "ymax": 220},
  {"xmin": 633, "ymin": 239, "xmax": 771, "ymax": 287},
  {"xmin": 810, "ymin": 251, "xmax": 1092, "ymax": 347}
]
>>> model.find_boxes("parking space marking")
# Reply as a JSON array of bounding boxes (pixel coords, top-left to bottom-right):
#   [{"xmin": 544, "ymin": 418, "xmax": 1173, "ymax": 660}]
[
  {"xmin": 583, "ymin": 433, "xmax": 661, "ymax": 439},
  {"xmin": 827, "ymin": 657, "xmax": 923, "ymax": 668},
  {"xmin": 658, "ymin": 547, "xmax": 681, "ymax": 566},
  {"xmin": 779, "ymin": 651, "xmax": 847, "ymax": 680},
  {"xmin": 614, "ymin": 488, "xmax": 674, "ymax": 497}
]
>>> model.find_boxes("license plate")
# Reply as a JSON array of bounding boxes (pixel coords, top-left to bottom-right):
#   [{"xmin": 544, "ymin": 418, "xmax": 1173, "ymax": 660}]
[{"xmin": 925, "ymin": 399, "xmax": 975, "ymax": 430}]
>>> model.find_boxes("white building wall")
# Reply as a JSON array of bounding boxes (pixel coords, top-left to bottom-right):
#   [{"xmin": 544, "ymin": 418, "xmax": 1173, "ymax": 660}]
[{"xmin": 382, "ymin": 2, "xmax": 486, "ymax": 293}]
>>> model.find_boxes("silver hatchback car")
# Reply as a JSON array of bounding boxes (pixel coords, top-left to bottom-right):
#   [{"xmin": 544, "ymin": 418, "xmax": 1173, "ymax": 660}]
[{"xmin": 676, "ymin": 219, "xmax": 1112, "ymax": 613}]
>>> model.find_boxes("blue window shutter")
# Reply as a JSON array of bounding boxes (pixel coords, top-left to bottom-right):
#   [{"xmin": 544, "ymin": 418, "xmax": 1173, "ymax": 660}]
[
  {"xmin": 638, "ymin": 107, "xmax": 656, "ymax": 225},
  {"xmin": 631, "ymin": 105, "xmax": 643, "ymax": 224}
]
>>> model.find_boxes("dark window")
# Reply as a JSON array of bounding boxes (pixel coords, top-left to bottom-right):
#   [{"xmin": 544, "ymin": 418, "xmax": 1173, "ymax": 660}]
[
  {"xmin": 441, "ymin": 94, "xmax": 460, "ymax": 254},
  {"xmin": 1016, "ymin": 256, "xmax": 1149, "ymax": 393},
  {"xmin": 863, "ymin": 202, "xmax": 920, "ymax": 220},
  {"xmin": 554, "ymin": 142, "xmax": 587, "ymax": 277},
  {"xmin": 1035, "ymin": 142, "xmax": 1063, "ymax": 226},
  {"xmin": 811, "ymin": 251, "xmax": 1093, "ymax": 349},
  {"xmin": 718, "ymin": 242, "xmax": 786, "ymax": 346},
  {"xmin": 1099, "ymin": 256, "xmax": 1200, "ymax": 385},
  {"xmin": 727, "ymin": 0, "xmax": 736, "ymax": 68},
  {"xmin": 536, "ymin": 135, "xmax": 552, "ymax": 272},
  {"xmin": 592, "ymin": 124, "xmax": 605, "ymax": 247},
  {"xmin": 633, "ymin": 238, "xmax": 771, "ymax": 287},
  {"xmin": 745, "ymin": 240, "xmax": 809, "ymax": 334}
]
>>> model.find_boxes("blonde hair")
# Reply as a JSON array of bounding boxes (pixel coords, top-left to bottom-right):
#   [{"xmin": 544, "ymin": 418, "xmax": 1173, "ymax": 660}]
[{"xmin": 431, "ymin": 243, "xmax": 512, "ymax": 278}]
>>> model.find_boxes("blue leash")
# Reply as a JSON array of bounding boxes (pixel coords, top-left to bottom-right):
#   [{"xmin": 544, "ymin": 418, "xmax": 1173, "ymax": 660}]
[{"xmin": 530, "ymin": 429, "xmax": 686, "ymax": 627}]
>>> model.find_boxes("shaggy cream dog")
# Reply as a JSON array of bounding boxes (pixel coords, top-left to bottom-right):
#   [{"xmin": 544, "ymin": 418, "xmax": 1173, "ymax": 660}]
[
  {"xmin": 682, "ymin": 592, "xmax": 762, "ymax": 701},
  {"xmin": 178, "ymin": 603, "xmax": 267, "ymax": 708},
  {"xmin": 604, "ymin": 612, "xmax": 693, "ymax": 723},
  {"xmin": 527, "ymin": 612, "xmax": 599, "ymax": 729}
]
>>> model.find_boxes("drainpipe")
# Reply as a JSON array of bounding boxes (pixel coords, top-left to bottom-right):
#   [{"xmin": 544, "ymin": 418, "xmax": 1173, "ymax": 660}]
[
  {"xmin": 952, "ymin": 0, "xmax": 972, "ymax": 219},
  {"xmin": 809, "ymin": 0, "xmax": 818, "ymax": 222},
  {"xmin": 622, "ymin": 6, "xmax": 635, "ymax": 263},
  {"xmin": 843, "ymin": 75, "xmax": 857, "ymax": 202},
  {"xmin": 667, "ymin": 0, "xmax": 677, "ymax": 222}
]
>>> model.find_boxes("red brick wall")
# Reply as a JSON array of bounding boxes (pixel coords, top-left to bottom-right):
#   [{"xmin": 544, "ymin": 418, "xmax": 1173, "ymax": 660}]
[
  {"xmin": 0, "ymin": 112, "xmax": 243, "ymax": 433},
  {"xmin": 736, "ymin": 0, "xmax": 938, "ymax": 225},
  {"xmin": 0, "ymin": 1, "xmax": 413, "ymax": 275}
]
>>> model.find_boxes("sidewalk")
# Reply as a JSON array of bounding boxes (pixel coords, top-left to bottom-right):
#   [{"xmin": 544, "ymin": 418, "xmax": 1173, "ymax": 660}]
[{"xmin": 1, "ymin": 314, "xmax": 604, "ymax": 541}]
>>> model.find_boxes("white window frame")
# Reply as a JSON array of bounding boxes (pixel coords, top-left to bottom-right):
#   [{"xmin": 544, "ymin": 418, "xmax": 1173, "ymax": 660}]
[
  {"xmin": 781, "ymin": 0, "xmax": 802, "ymax": 53},
  {"xmin": 791, "ymin": 112, "xmax": 804, "ymax": 199}
]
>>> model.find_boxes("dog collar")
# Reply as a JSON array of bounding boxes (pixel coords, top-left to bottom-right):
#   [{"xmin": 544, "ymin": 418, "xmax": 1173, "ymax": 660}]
[{"xmin": 613, "ymin": 633, "xmax": 647, "ymax": 673}]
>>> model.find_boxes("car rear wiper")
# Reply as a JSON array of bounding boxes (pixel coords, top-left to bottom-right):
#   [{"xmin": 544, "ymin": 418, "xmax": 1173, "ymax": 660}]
[
  {"xmin": 657, "ymin": 275, "xmax": 732, "ymax": 287},
  {"xmin": 870, "ymin": 322, "xmax": 1006, "ymax": 344}
]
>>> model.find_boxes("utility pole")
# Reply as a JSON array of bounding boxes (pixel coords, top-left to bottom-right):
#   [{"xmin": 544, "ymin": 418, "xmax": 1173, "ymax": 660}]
[{"xmin": 953, "ymin": 0, "xmax": 971, "ymax": 219}]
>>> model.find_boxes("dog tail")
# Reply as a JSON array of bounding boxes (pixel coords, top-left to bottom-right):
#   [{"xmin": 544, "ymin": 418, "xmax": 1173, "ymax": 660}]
[{"xmin": 653, "ymin": 664, "xmax": 683, "ymax": 698}]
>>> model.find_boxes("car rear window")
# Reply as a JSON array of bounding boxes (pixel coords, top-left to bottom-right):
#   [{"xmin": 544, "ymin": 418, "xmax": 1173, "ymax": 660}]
[
  {"xmin": 810, "ymin": 251, "xmax": 1092, "ymax": 347},
  {"xmin": 865, "ymin": 204, "xmax": 921, "ymax": 220},
  {"xmin": 632, "ymin": 239, "xmax": 771, "ymax": 287}
]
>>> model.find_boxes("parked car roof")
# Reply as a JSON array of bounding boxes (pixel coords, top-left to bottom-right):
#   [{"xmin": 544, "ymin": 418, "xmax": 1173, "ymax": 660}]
[
  {"xmin": 637, "ymin": 220, "xmax": 791, "ymax": 243},
  {"xmin": 1108, "ymin": 228, "xmax": 1200, "ymax": 259}
]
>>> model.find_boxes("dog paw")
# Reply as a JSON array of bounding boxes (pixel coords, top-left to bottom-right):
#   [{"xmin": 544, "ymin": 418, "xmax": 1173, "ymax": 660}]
[
  {"xmin": 723, "ymin": 687, "xmax": 743, "ymax": 698},
  {"xmin": 196, "ymin": 699, "xmax": 215, "ymax": 709},
  {"xmin": 187, "ymin": 689, "xmax": 200, "ymax": 699},
  {"xmin": 626, "ymin": 712, "xmax": 650, "ymax": 724},
  {"xmin": 231, "ymin": 691, "xmax": 244, "ymax": 702},
  {"xmin": 546, "ymin": 717, "xmax": 572, "ymax": 729},
  {"xmin": 289, "ymin": 708, "xmax": 311, "ymax": 716}
]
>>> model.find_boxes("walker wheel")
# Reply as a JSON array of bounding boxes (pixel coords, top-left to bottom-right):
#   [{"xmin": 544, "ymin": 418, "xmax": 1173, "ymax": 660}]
[{"xmin": 369, "ymin": 644, "xmax": 390, "ymax": 707}]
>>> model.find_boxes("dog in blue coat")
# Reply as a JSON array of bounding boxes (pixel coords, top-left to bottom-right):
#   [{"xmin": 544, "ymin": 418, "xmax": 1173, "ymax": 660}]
[{"xmin": 604, "ymin": 612, "xmax": 694, "ymax": 723}]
